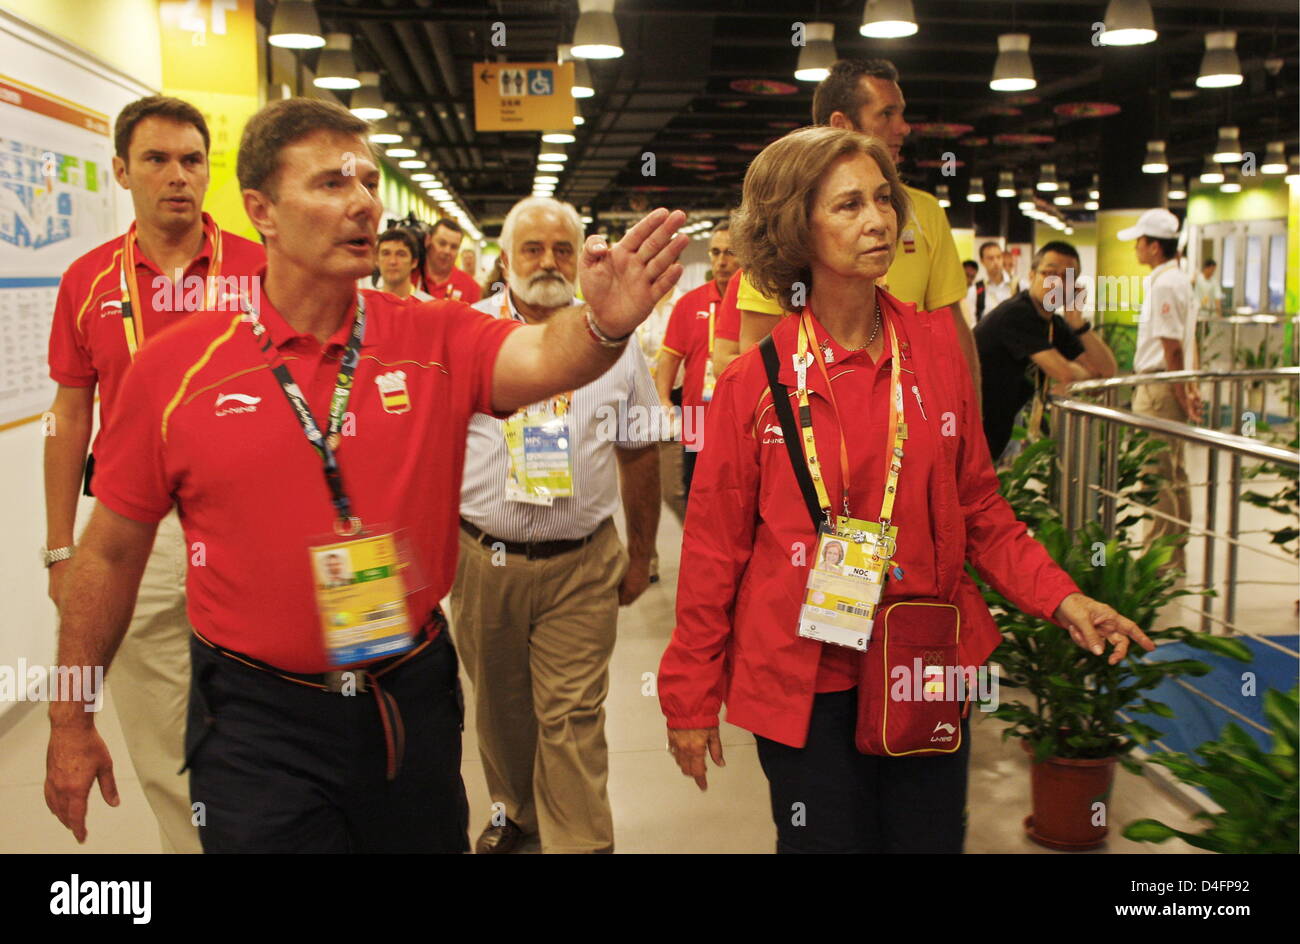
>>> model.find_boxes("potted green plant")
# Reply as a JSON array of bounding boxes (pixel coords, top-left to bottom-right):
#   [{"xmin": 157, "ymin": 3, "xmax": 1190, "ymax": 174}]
[
  {"xmin": 1123, "ymin": 687, "xmax": 1298, "ymax": 854},
  {"xmin": 979, "ymin": 520, "xmax": 1253, "ymax": 850}
]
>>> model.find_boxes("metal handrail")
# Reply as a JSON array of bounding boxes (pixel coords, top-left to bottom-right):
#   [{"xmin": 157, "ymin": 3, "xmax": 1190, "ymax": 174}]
[
  {"xmin": 1050, "ymin": 398, "xmax": 1299, "ymax": 467},
  {"xmin": 1066, "ymin": 366, "xmax": 1300, "ymax": 393},
  {"xmin": 1050, "ymin": 368, "xmax": 1299, "ymax": 638}
]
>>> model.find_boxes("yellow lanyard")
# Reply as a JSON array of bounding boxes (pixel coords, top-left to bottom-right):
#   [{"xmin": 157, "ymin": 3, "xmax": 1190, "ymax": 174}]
[
  {"xmin": 119, "ymin": 219, "xmax": 223, "ymax": 359},
  {"xmin": 794, "ymin": 307, "xmax": 906, "ymax": 534}
]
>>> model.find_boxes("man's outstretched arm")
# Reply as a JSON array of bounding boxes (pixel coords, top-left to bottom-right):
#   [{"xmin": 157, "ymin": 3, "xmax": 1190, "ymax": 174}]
[{"xmin": 493, "ymin": 208, "xmax": 688, "ymax": 413}]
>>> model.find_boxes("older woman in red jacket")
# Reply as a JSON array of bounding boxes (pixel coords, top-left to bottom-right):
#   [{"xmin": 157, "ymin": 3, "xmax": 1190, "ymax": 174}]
[{"xmin": 657, "ymin": 126, "xmax": 1152, "ymax": 854}]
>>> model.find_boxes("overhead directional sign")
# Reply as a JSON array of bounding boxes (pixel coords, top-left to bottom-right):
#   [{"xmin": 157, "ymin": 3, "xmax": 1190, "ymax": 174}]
[{"xmin": 473, "ymin": 62, "xmax": 575, "ymax": 132}]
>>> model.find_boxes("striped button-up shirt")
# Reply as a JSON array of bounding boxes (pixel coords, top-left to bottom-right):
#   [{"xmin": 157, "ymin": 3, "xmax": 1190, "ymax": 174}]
[{"xmin": 459, "ymin": 289, "xmax": 660, "ymax": 541}]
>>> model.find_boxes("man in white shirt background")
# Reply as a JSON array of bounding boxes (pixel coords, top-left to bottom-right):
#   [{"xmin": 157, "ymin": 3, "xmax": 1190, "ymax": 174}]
[
  {"xmin": 452, "ymin": 196, "xmax": 661, "ymax": 854},
  {"xmin": 1122, "ymin": 208, "xmax": 1200, "ymax": 573},
  {"xmin": 1194, "ymin": 257, "xmax": 1222, "ymax": 320},
  {"xmin": 964, "ymin": 240, "xmax": 1015, "ymax": 325}
]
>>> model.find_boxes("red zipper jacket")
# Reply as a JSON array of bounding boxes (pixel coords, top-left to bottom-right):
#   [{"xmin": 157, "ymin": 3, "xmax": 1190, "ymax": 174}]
[{"xmin": 657, "ymin": 290, "xmax": 1080, "ymax": 748}]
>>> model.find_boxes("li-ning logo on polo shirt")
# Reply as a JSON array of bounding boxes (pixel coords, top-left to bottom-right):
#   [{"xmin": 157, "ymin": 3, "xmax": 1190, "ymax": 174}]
[
  {"xmin": 374, "ymin": 370, "xmax": 411, "ymax": 414},
  {"xmin": 214, "ymin": 392, "xmax": 261, "ymax": 416},
  {"xmin": 760, "ymin": 423, "xmax": 784, "ymax": 445},
  {"xmin": 100, "ymin": 300, "xmax": 122, "ymax": 317}
]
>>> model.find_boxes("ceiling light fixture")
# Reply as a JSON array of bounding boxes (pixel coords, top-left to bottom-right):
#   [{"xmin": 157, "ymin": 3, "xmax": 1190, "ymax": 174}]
[
  {"xmin": 1196, "ymin": 31, "xmax": 1243, "ymax": 88},
  {"xmin": 996, "ymin": 171, "xmax": 1015, "ymax": 198},
  {"xmin": 1167, "ymin": 174, "xmax": 1187, "ymax": 200},
  {"xmin": 1220, "ymin": 165, "xmax": 1241, "ymax": 193},
  {"xmin": 1036, "ymin": 163, "xmax": 1058, "ymax": 192},
  {"xmin": 859, "ymin": 0, "xmax": 918, "ymax": 39},
  {"xmin": 572, "ymin": 60, "xmax": 596, "ymax": 98},
  {"xmin": 1261, "ymin": 142, "xmax": 1288, "ymax": 175},
  {"xmin": 795, "ymin": 22, "xmax": 836, "ymax": 82},
  {"xmin": 1098, "ymin": 0, "xmax": 1157, "ymax": 46},
  {"xmin": 1212, "ymin": 126, "xmax": 1242, "ymax": 163},
  {"xmin": 967, "ymin": 176, "xmax": 986, "ymax": 202},
  {"xmin": 542, "ymin": 130, "xmax": 576, "ymax": 144},
  {"xmin": 349, "ymin": 72, "xmax": 387, "ymax": 120},
  {"xmin": 1199, "ymin": 158, "xmax": 1224, "ymax": 184},
  {"xmin": 313, "ymin": 32, "xmax": 359, "ymax": 88},
  {"xmin": 990, "ymin": 34, "xmax": 1036, "ymax": 92},
  {"xmin": 571, "ymin": 0, "xmax": 623, "ymax": 59},
  {"xmin": 1142, "ymin": 140, "xmax": 1168, "ymax": 174},
  {"xmin": 269, "ymin": 0, "xmax": 325, "ymax": 49}
]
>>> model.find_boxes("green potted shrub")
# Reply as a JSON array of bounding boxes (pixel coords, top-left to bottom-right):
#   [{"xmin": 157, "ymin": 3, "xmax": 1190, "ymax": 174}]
[
  {"xmin": 980, "ymin": 520, "xmax": 1253, "ymax": 850},
  {"xmin": 1123, "ymin": 687, "xmax": 1298, "ymax": 854}
]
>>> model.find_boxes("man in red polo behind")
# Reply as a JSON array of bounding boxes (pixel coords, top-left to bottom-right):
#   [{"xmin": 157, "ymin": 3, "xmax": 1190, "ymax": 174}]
[
  {"xmin": 655, "ymin": 222, "xmax": 738, "ymax": 499},
  {"xmin": 422, "ymin": 216, "xmax": 481, "ymax": 303},
  {"xmin": 43, "ymin": 95, "xmax": 265, "ymax": 853},
  {"xmin": 43, "ymin": 97, "xmax": 687, "ymax": 853}
]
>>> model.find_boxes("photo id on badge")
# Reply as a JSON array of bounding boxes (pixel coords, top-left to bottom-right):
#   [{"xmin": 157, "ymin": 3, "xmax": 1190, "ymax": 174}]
[
  {"xmin": 309, "ymin": 527, "xmax": 421, "ymax": 668},
  {"xmin": 797, "ymin": 518, "xmax": 897, "ymax": 651}
]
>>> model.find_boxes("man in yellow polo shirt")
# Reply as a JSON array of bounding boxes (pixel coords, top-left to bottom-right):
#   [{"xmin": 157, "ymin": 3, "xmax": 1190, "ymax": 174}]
[{"xmin": 714, "ymin": 59, "xmax": 978, "ymax": 399}]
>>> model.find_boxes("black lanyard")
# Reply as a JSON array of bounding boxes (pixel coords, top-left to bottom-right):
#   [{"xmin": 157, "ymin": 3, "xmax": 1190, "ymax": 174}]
[{"xmin": 243, "ymin": 294, "xmax": 367, "ymax": 534}]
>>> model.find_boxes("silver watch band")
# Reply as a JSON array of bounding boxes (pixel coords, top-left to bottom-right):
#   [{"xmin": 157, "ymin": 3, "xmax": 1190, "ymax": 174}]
[{"xmin": 42, "ymin": 545, "xmax": 74, "ymax": 568}]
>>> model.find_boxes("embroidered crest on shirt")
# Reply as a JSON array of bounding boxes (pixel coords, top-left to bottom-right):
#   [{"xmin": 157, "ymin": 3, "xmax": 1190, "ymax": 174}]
[{"xmin": 375, "ymin": 370, "xmax": 411, "ymax": 414}]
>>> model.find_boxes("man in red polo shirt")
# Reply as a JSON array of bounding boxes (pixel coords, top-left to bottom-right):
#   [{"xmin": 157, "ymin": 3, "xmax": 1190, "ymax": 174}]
[
  {"xmin": 43, "ymin": 97, "xmax": 687, "ymax": 852},
  {"xmin": 43, "ymin": 95, "xmax": 264, "ymax": 853},
  {"xmin": 422, "ymin": 216, "xmax": 481, "ymax": 303},
  {"xmin": 656, "ymin": 222, "xmax": 738, "ymax": 498}
]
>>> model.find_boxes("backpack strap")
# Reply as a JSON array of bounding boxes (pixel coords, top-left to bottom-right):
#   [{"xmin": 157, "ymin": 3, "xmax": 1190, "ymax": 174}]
[{"xmin": 758, "ymin": 334, "xmax": 824, "ymax": 533}]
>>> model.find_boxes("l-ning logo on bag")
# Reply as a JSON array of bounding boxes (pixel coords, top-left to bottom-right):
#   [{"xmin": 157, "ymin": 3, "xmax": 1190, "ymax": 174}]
[
  {"xmin": 375, "ymin": 370, "xmax": 411, "ymax": 414},
  {"xmin": 930, "ymin": 720, "xmax": 956, "ymax": 743}
]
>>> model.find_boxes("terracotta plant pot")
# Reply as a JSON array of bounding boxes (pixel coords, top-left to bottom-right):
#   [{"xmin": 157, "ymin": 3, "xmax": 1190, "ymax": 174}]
[{"xmin": 1021, "ymin": 740, "xmax": 1117, "ymax": 851}]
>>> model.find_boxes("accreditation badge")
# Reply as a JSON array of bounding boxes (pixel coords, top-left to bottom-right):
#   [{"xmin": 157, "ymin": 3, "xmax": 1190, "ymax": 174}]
[
  {"xmin": 310, "ymin": 529, "xmax": 417, "ymax": 667},
  {"xmin": 504, "ymin": 393, "xmax": 575, "ymax": 505},
  {"xmin": 701, "ymin": 357, "xmax": 717, "ymax": 403},
  {"xmin": 797, "ymin": 518, "xmax": 898, "ymax": 651}
]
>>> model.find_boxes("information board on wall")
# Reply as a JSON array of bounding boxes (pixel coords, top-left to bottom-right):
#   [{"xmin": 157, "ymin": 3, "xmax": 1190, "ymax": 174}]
[
  {"xmin": 0, "ymin": 75, "xmax": 114, "ymax": 428},
  {"xmin": 0, "ymin": 11, "xmax": 152, "ymax": 430}
]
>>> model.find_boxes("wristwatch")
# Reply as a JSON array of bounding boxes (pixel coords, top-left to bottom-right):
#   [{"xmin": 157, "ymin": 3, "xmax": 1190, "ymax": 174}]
[{"xmin": 41, "ymin": 545, "xmax": 74, "ymax": 568}]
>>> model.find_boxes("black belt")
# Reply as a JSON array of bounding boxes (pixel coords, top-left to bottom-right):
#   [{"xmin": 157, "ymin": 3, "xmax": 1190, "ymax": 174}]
[
  {"xmin": 459, "ymin": 516, "xmax": 604, "ymax": 560},
  {"xmin": 192, "ymin": 608, "xmax": 446, "ymax": 781}
]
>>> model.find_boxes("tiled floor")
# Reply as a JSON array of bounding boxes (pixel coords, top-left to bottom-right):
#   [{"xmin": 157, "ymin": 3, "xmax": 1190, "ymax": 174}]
[{"xmin": 0, "ymin": 500, "xmax": 1239, "ymax": 854}]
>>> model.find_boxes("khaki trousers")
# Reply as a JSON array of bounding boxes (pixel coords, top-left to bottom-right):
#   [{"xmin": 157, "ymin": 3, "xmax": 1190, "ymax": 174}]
[
  {"xmin": 450, "ymin": 518, "xmax": 628, "ymax": 853},
  {"xmin": 658, "ymin": 442, "xmax": 686, "ymax": 526},
  {"xmin": 110, "ymin": 510, "xmax": 201, "ymax": 853},
  {"xmin": 1131, "ymin": 382, "xmax": 1191, "ymax": 573}
]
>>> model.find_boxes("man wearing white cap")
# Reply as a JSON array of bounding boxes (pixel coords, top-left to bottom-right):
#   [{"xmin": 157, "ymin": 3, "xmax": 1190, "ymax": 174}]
[{"xmin": 1120, "ymin": 207, "xmax": 1199, "ymax": 572}]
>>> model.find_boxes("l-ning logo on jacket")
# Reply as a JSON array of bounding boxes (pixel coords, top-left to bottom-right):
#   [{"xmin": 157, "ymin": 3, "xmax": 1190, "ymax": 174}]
[{"xmin": 375, "ymin": 370, "xmax": 411, "ymax": 414}]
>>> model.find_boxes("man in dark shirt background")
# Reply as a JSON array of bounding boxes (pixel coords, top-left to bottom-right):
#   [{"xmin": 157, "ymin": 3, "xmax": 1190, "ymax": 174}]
[{"xmin": 975, "ymin": 240, "xmax": 1118, "ymax": 462}]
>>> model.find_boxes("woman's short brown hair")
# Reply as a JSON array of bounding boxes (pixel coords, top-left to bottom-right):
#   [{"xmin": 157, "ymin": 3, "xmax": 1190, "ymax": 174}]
[{"xmin": 730, "ymin": 126, "xmax": 911, "ymax": 310}]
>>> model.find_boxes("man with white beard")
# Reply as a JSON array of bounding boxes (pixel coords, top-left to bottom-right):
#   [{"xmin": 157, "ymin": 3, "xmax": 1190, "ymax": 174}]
[{"xmin": 453, "ymin": 196, "xmax": 661, "ymax": 853}]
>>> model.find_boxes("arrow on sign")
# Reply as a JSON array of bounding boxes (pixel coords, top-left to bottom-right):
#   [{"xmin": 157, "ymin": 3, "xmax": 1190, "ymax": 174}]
[{"xmin": 480, "ymin": 69, "xmax": 496, "ymax": 85}]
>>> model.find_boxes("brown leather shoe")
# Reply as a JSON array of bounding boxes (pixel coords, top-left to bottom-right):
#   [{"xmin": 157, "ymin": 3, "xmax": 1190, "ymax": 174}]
[{"xmin": 475, "ymin": 817, "xmax": 526, "ymax": 854}]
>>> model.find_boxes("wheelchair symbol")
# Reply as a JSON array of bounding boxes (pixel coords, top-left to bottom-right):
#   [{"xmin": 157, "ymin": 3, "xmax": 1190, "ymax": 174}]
[{"xmin": 528, "ymin": 69, "xmax": 554, "ymax": 96}]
